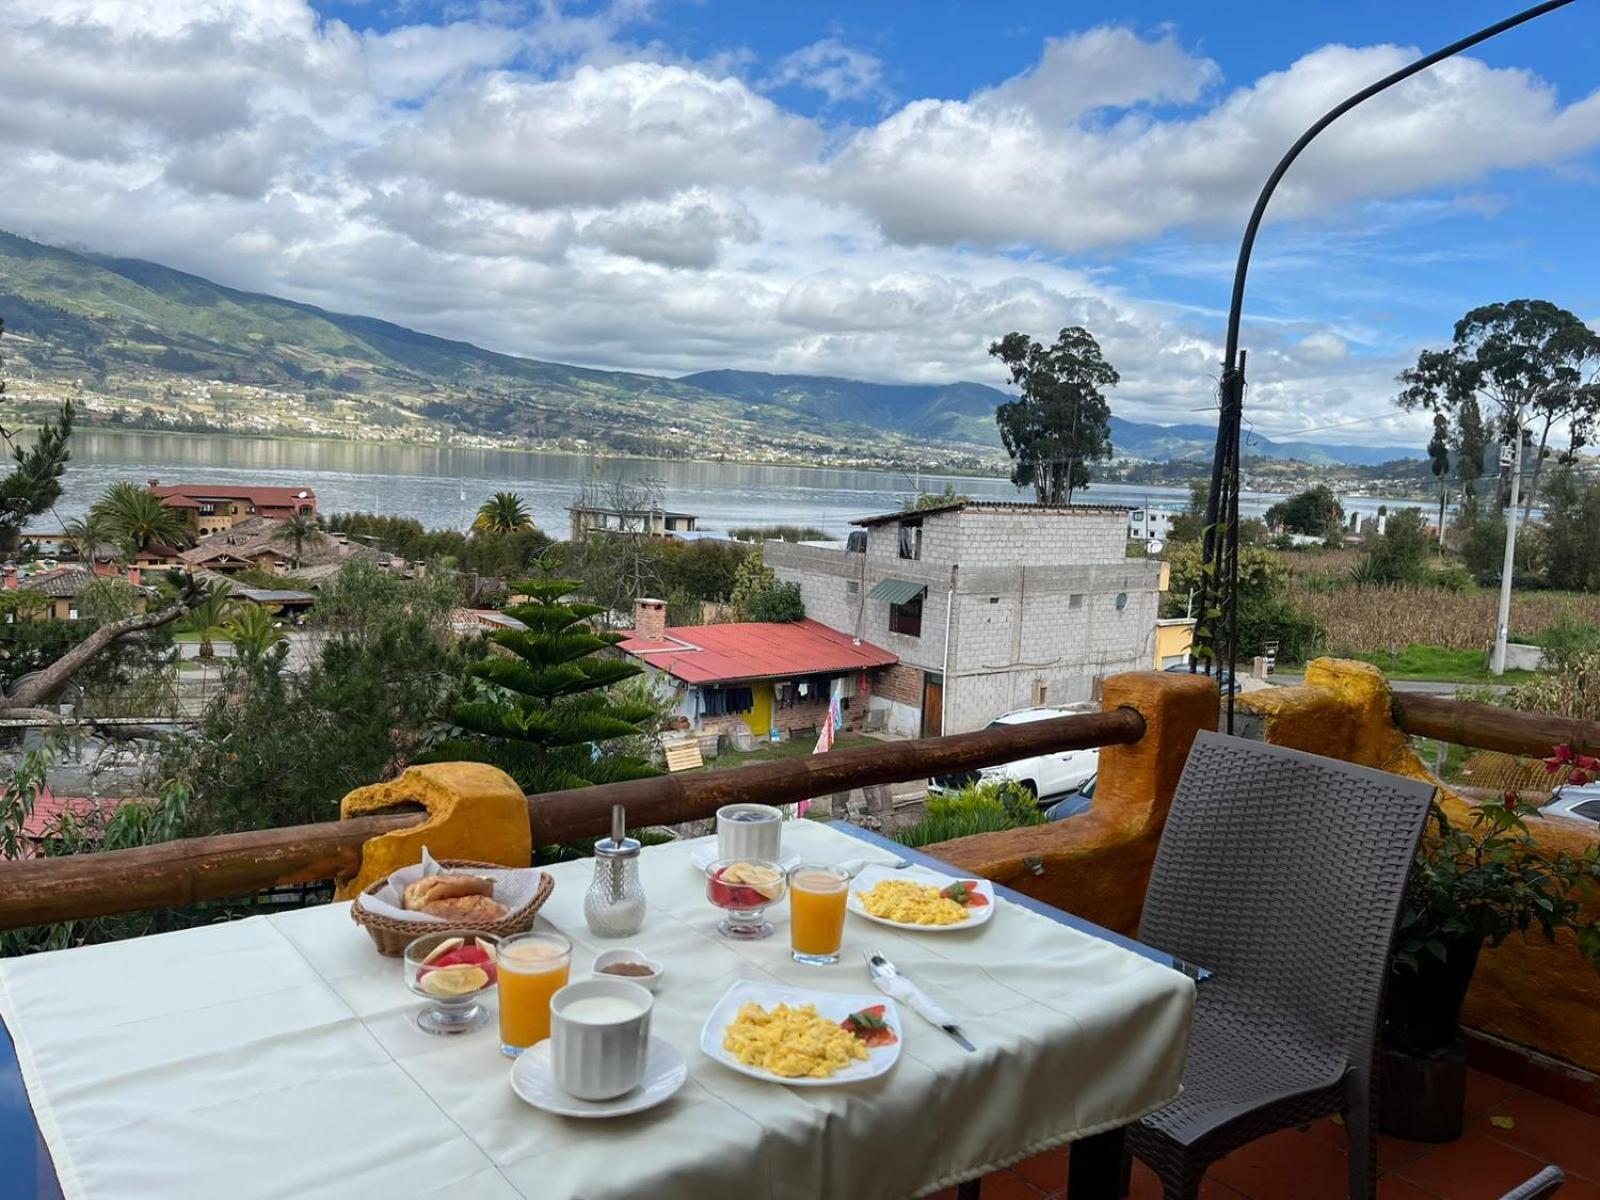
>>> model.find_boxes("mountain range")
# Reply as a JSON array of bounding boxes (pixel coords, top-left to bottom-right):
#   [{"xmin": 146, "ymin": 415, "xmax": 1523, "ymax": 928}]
[{"xmin": 0, "ymin": 230, "xmax": 1417, "ymax": 467}]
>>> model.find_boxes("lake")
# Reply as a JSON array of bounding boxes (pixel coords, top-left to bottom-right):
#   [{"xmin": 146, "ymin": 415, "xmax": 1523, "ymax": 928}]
[{"xmin": 50, "ymin": 430, "xmax": 1426, "ymax": 540}]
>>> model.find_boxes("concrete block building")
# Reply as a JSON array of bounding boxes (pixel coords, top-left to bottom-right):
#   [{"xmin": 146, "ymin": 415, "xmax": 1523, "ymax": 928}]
[{"xmin": 766, "ymin": 501, "xmax": 1166, "ymax": 737}]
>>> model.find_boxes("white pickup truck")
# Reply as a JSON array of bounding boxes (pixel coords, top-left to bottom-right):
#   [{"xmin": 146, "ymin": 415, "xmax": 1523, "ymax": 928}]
[{"xmin": 927, "ymin": 706, "xmax": 1100, "ymax": 804}]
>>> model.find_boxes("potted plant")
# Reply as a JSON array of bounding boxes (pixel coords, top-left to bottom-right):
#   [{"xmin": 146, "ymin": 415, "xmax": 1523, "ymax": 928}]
[{"xmin": 1382, "ymin": 753, "xmax": 1600, "ymax": 1140}]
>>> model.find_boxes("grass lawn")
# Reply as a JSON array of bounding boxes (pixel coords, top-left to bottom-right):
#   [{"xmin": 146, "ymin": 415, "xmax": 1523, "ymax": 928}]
[
  {"xmin": 685, "ymin": 731, "xmax": 876, "ymax": 773},
  {"xmin": 1342, "ymin": 644, "xmax": 1535, "ymax": 684},
  {"xmin": 172, "ymin": 631, "xmax": 232, "ymax": 646}
]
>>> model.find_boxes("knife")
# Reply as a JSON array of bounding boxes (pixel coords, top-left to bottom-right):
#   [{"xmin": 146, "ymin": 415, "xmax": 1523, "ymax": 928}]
[{"xmin": 865, "ymin": 952, "xmax": 976, "ymax": 1052}]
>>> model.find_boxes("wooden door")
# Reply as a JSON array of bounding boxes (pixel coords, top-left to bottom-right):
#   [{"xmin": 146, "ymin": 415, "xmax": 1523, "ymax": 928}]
[{"xmin": 921, "ymin": 673, "xmax": 944, "ymax": 738}]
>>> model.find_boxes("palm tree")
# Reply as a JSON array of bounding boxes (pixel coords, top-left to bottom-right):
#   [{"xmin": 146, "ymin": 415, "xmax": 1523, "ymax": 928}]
[
  {"xmin": 60, "ymin": 513, "xmax": 115, "ymax": 566},
  {"xmin": 177, "ymin": 582, "xmax": 235, "ymax": 659},
  {"xmin": 90, "ymin": 481, "xmax": 190, "ymax": 557},
  {"xmin": 271, "ymin": 512, "xmax": 325, "ymax": 569},
  {"xmin": 474, "ymin": 492, "xmax": 533, "ymax": 535},
  {"xmin": 223, "ymin": 603, "xmax": 288, "ymax": 665}
]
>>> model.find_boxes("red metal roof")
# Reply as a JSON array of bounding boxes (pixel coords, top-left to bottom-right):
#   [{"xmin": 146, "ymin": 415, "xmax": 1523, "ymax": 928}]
[
  {"xmin": 149, "ymin": 484, "xmax": 317, "ymax": 508},
  {"xmin": 617, "ymin": 618, "xmax": 896, "ymax": 685}
]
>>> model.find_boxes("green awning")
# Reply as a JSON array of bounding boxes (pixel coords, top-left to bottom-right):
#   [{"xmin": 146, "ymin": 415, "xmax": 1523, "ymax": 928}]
[{"xmin": 867, "ymin": 578, "xmax": 927, "ymax": 604}]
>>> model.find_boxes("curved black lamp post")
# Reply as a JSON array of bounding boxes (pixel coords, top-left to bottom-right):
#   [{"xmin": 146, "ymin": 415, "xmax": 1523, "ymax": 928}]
[{"xmin": 1195, "ymin": 0, "xmax": 1579, "ymax": 732}]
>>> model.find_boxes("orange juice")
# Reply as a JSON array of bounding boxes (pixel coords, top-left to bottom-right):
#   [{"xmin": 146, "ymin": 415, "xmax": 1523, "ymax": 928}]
[
  {"xmin": 498, "ymin": 933, "xmax": 571, "ymax": 1055},
  {"xmin": 790, "ymin": 866, "xmax": 850, "ymax": 964}
]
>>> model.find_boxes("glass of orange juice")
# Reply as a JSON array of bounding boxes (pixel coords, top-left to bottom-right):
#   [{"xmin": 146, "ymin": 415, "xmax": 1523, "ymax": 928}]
[
  {"xmin": 789, "ymin": 864, "xmax": 850, "ymax": 965},
  {"xmin": 497, "ymin": 931, "xmax": 572, "ymax": 1057}
]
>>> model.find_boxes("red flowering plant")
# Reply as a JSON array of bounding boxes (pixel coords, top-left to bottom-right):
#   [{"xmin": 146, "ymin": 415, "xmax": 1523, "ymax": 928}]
[{"xmin": 1394, "ymin": 745, "xmax": 1600, "ymax": 977}]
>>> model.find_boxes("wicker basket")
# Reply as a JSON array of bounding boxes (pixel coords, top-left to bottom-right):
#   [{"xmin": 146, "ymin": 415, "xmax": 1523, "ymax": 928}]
[{"xmin": 350, "ymin": 859, "xmax": 555, "ymax": 957}]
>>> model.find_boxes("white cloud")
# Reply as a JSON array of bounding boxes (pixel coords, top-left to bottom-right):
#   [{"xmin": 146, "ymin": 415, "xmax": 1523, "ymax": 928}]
[
  {"xmin": 766, "ymin": 38, "xmax": 885, "ymax": 104},
  {"xmin": 827, "ymin": 35, "xmax": 1600, "ymax": 252},
  {"xmin": 0, "ymin": 3, "xmax": 1595, "ymax": 450},
  {"xmin": 374, "ymin": 62, "xmax": 819, "ymax": 210},
  {"xmin": 582, "ymin": 190, "xmax": 760, "ymax": 268}
]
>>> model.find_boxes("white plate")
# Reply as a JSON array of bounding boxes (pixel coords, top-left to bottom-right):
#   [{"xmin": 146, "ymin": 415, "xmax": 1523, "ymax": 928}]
[
  {"xmin": 700, "ymin": 980, "xmax": 902, "ymax": 1087},
  {"xmin": 510, "ymin": 1037, "xmax": 687, "ymax": 1118},
  {"xmin": 847, "ymin": 864, "xmax": 995, "ymax": 932},
  {"xmin": 688, "ymin": 842, "xmax": 802, "ymax": 875}
]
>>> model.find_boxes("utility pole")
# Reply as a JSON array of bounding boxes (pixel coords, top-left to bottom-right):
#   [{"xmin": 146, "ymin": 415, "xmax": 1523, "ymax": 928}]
[{"xmin": 1490, "ymin": 412, "xmax": 1523, "ymax": 675}]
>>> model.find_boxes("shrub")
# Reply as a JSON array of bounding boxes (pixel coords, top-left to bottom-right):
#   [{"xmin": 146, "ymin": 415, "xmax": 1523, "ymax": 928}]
[
  {"xmin": 728, "ymin": 524, "xmax": 828, "ymax": 543},
  {"xmin": 745, "ymin": 581, "xmax": 805, "ymax": 623},
  {"xmin": 895, "ymin": 780, "xmax": 1044, "ymax": 848}
]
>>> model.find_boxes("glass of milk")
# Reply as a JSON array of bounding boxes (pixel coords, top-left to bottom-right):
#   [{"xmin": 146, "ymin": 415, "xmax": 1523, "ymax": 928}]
[{"xmin": 549, "ymin": 978, "xmax": 654, "ymax": 1100}]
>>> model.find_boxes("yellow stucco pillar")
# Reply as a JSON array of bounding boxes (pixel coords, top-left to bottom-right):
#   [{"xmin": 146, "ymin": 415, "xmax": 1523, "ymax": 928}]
[
  {"xmin": 930, "ymin": 670, "xmax": 1217, "ymax": 934},
  {"xmin": 1240, "ymin": 657, "xmax": 1600, "ymax": 1076},
  {"xmin": 334, "ymin": 761, "xmax": 532, "ymax": 899}
]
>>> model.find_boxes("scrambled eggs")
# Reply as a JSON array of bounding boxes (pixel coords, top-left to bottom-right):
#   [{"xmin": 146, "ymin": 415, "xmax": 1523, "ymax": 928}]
[
  {"xmin": 855, "ymin": 879, "xmax": 969, "ymax": 926},
  {"xmin": 722, "ymin": 1002, "xmax": 869, "ymax": 1079}
]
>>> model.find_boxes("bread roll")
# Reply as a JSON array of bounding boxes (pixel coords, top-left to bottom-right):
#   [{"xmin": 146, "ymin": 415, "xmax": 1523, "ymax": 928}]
[
  {"xmin": 422, "ymin": 894, "xmax": 509, "ymax": 922},
  {"xmin": 403, "ymin": 873, "xmax": 495, "ymax": 911}
]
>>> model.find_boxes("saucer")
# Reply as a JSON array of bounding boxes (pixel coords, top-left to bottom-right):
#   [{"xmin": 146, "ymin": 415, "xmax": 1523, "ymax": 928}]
[
  {"xmin": 510, "ymin": 1037, "xmax": 687, "ymax": 1119},
  {"xmin": 689, "ymin": 843, "xmax": 801, "ymax": 874}
]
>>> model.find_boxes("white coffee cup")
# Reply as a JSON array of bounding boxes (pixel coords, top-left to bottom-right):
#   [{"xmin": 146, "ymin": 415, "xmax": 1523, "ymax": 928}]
[
  {"xmin": 717, "ymin": 803, "xmax": 783, "ymax": 863},
  {"xmin": 550, "ymin": 978, "xmax": 653, "ymax": 1101}
]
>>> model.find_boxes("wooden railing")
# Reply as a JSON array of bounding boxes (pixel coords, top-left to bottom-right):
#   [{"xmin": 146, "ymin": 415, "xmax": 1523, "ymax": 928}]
[
  {"xmin": 1391, "ymin": 692, "xmax": 1600, "ymax": 759},
  {"xmin": 3, "ymin": 691, "xmax": 1593, "ymax": 935},
  {"xmin": 0, "ymin": 709, "xmax": 1145, "ymax": 931}
]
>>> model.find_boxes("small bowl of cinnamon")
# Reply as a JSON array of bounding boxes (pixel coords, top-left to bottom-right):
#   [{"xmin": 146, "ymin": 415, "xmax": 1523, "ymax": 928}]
[{"xmin": 592, "ymin": 948, "xmax": 664, "ymax": 992}]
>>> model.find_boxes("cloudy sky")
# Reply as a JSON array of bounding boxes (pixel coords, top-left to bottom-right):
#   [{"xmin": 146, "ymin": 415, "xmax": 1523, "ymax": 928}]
[{"xmin": 2, "ymin": 0, "xmax": 1598, "ymax": 450}]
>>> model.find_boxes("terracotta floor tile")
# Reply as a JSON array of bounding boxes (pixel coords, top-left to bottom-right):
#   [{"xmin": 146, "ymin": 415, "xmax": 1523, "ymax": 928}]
[
  {"xmin": 1477, "ymin": 1086, "xmax": 1600, "ymax": 1183},
  {"xmin": 1376, "ymin": 1176, "xmax": 1443, "ymax": 1200},
  {"xmin": 1463, "ymin": 1068, "xmax": 1522, "ymax": 1119},
  {"xmin": 974, "ymin": 1170, "xmax": 1047, "ymax": 1199},
  {"xmin": 1378, "ymin": 1133, "xmax": 1433, "ymax": 1173},
  {"xmin": 1207, "ymin": 1127, "xmax": 1353, "ymax": 1200},
  {"xmin": 1545, "ymin": 1175, "xmax": 1600, "ymax": 1200},
  {"xmin": 1394, "ymin": 1131, "xmax": 1547, "ymax": 1199},
  {"xmin": 1014, "ymin": 1149, "xmax": 1068, "ymax": 1193},
  {"xmin": 1126, "ymin": 1161, "xmax": 1247, "ymax": 1200},
  {"xmin": 1304, "ymin": 1117, "xmax": 1347, "ymax": 1152}
]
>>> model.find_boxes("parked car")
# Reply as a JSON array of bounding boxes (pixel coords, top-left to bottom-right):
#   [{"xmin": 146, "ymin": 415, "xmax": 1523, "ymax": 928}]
[
  {"xmin": 1163, "ymin": 662, "xmax": 1240, "ymax": 694},
  {"xmin": 928, "ymin": 706, "xmax": 1099, "ymax": 803},
  {"xmin": 1537, "ymin": 785, "xmax": 1600, "ymax": 827},
  {"xmin": 1044, "ymin": 774, "xmax": 1096, "ymax": 822}
]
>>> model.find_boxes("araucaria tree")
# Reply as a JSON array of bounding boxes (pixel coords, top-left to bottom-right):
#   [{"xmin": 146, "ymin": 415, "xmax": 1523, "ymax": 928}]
[
  {"xmin": 430, "ymin": 578, "xmax": 660, "ymax": 794},
  {"xmin": 989, "ymin": 327, "xmax": 1117, "ymax": 505},
  {"xmin": 1397, "ymin": 300, "xmax": 1600, "ymax": 529},
  {"xmin": 0, "ymin": 318, "xmax": 75, "ymax": 555}
]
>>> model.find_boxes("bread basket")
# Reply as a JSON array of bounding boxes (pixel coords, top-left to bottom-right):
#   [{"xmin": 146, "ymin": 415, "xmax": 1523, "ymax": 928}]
[{"xmin": 350, "ymin": 858, "xmax": 555, "ymax": 956}]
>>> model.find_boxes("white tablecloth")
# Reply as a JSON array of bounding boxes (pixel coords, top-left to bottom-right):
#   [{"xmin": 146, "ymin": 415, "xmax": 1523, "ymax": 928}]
[{"xmin": 0, "ymin": 821, "xmax": 1194, "ymax": 1200}]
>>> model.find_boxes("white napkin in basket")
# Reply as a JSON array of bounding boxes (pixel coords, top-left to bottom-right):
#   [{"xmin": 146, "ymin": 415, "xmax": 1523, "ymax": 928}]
[{"xmin": 354, "ymin": 846, "xmax": 549, "ymax": 923}]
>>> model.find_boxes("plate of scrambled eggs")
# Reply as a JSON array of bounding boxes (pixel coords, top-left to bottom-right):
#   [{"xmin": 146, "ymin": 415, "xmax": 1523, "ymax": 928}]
[
  {"xmin": 700, "ymin": 982, "xmax": 903, "ymax": 1086},
  {"xmin": 848, "ymin": 865, "xmax": 996, "ymax": 932}
]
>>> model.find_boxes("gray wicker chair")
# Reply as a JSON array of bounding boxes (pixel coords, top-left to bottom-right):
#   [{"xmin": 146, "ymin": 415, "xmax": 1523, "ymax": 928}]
[
  {"xmin": 1124, "ymin": 731, "xmax": 1437, "ymax": 1200},
  {"xmin": 1501, "ymin": 1167, "xmax": 1565, "ymax": 1200}
]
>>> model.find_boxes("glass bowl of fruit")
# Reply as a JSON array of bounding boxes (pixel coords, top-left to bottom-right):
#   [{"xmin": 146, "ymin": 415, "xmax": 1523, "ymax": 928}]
[
  {"xmin": 403, "ymin": 930, "xmax": 499, "ymax": 1035},
  {"xmin": 705, "ymin": 858, "xmax": 788, "ymax": 940}
]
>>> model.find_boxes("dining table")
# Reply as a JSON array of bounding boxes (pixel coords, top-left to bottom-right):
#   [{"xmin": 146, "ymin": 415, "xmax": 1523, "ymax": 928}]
[{"xmin": 0, "ymin": 819, "xmax": 1197, "ymax": 1200}]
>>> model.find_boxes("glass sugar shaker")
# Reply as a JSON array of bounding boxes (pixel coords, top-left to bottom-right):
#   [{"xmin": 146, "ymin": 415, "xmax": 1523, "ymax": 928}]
[{"xmin": 584, "ymin": 804, "xmax": 646, "ymax": 937}]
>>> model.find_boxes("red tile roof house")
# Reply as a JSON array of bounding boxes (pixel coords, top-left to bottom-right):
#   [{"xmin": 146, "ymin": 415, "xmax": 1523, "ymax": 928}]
[
  {"xmin": 615, "ymin": 598, "xmax": 897, "ymax": 742},
  {"xmin": 147, "ymin": 481, "xmax": 317, "ymax": 537},
  {"xmin": 3, "ymin": 790, "xmax": 138, "ymax": 859}
]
